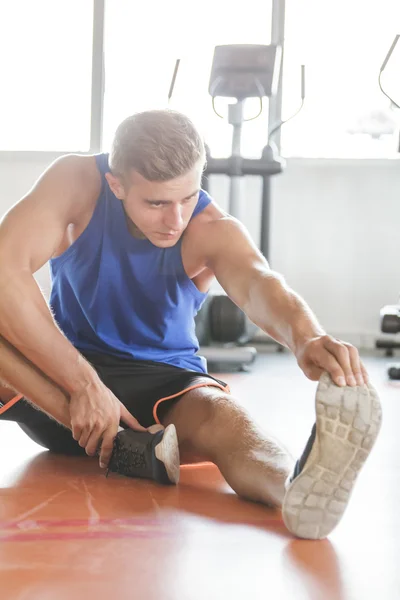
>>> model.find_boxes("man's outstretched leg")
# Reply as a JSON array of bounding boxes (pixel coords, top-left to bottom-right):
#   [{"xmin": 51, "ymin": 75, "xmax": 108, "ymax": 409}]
[
  {"xmin": 160, "ymin": 386, "xmax": 295, "ymax": 508},
  {"xmin": 160, "ymin": 376, "xmax": 382, "ymax": 539}
]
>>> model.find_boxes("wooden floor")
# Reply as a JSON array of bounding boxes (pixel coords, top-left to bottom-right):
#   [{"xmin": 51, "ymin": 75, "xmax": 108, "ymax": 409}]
[{"xmin": 0, "ymin": 349, "xmax": 398, "ymax": 600}]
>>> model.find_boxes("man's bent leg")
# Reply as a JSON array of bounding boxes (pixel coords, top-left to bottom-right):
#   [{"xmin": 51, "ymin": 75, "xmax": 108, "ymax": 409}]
[
  {"xmin": 160, "ymin": 386, "xmax": 294, "ymax": 508},
  {"xmin": 0, "ymin": 335, "xmax": 179, "ymax": 468},
  {"xmin": 0, "ymin": 334, "xmax": 72, "ymax": 433},
  {"xmin": 0, "ymin": 383, "xmax": 16, "ymax": 404}
]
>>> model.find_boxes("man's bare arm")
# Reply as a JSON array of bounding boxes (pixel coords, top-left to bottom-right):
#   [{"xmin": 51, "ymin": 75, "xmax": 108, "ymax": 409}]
[
  {"xmin": 0, "ymin": 155, "xmax": 145, "ymax": 465},
  {"xmin": 203, "ymin": 217, "xmax": 367, "ymax": 387},
  {"xmin": 0, "ymin": 155, "xmax": 100, "ymax": 394},
  {"xmin": 203, "ymin": 217, "xmax": 323, "ymax": 352}
]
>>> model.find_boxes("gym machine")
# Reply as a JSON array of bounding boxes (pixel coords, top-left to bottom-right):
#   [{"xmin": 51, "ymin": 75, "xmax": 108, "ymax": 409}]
[
  {"xmin": 196, "ymin": 44, "xmax": 283, "ymax": 371},
  {"xmin": 168, "ymin": 44, "xmax": 305, "ymax": 371},
  {"xmin": 377, "ymin": 299, "xmax": 400, "ymax": 380},
  {"xmin": 375, "ymin": 34, "xmax": 400, "ymax": 379},
  {"xmin": 196, "ymin": 44, "xmax": 305, "ymax": 371}
]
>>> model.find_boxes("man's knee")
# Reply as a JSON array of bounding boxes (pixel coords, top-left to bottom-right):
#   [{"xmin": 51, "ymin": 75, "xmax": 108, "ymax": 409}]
[{"xmin": 163, "ymin": 387, "xmax": 250, "ymax": 458}]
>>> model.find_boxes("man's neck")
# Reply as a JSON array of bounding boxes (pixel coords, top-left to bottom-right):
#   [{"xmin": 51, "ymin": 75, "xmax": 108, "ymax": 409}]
[{"xmin": 122, "ymin": 205, "xmax": 147, "ymax": 240}]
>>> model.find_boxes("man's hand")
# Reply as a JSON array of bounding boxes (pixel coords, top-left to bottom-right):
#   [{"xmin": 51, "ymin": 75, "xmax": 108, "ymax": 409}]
[
  {"xmin": 69, "ymin": 379, "xmax": 146, "ymax": 469},
  {"xmin": 295, "ymin": 335, "xmax": 368, "ymax": 387}
]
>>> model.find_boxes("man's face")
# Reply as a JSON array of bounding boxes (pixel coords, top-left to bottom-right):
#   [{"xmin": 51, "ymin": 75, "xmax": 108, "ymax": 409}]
[{"xmin": 106, "ymin": 163, "xmax": 203, "ymax": 248}]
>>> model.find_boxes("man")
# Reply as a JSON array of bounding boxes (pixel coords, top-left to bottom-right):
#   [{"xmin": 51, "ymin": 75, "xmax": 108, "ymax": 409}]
[{"xmin": 0, "ymin": 109, "xmax": 382, "ymax": 540}]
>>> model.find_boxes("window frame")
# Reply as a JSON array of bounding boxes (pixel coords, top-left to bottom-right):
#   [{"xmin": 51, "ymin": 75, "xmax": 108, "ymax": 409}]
[
  {"xmin": 0, "ymin": 0, "xmax": 400, "ymax": 165},
  {"xmin": 6, "ymin": 1, "xmax": 395, "ymax": 162},
  {"xmin": 0, "ymin": 0, "xmax": 285, "ymax": 160},
  {"xmin": 0, "ymin": 0, "xmax": 105, "ymax": 159}
]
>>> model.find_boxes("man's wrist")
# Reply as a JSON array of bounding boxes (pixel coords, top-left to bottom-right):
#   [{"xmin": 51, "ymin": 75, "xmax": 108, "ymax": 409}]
[
  {"xmin": 290, "ymin": 328, "xmax": 326, "ymax": 357},
  {"xmin": 63, "ymin": 354, "xmax": 102, "ymax": 395}
]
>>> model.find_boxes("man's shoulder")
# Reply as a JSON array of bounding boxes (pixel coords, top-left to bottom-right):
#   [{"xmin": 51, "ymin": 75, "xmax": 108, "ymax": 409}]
[
  {"xmin": 52, "ymin": 154, "xmax": 102, "ymax": 217},
  {"xmin": 189, "ymin": 197, "xmax": 227, "ymax": 230},
  {"xmin": 188, "ymin": 200, "xmax": 240, "ymax": 240},
  {"xmin": 51, "ymin": 153, "xmax": 100, "ymax": 183},
  {"xmin": 185, "ymin": 201, "xmax": 246, "ymax": 264},
  {"xmin": 58, "ymin": 154, "xmax": 101, "ymax": 187}
]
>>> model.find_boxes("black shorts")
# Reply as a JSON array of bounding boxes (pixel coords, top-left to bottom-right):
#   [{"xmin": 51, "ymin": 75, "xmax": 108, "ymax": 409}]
[{"xmin": 0, "ymin": 351, "xmax": 229, "ymax": 456}]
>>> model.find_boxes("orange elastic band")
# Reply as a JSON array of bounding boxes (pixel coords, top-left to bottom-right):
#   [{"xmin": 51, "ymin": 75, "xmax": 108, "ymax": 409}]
[
  {"xmin": 0, "ymin": 393, "xmax": 24, "ymax": 415},
  {"xmin": 153, "ymin": 381, "xmax": 230, "ymax": 425}
]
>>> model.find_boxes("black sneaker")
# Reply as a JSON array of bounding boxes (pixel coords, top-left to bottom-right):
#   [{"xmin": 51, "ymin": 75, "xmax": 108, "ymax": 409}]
[
  {"xmin": 106, "ymin": 424, "xmax": 180, "ymax": 485},
  {"xmin": 282, "ymin": 372, "xmax": 382, "ymax": 539}
]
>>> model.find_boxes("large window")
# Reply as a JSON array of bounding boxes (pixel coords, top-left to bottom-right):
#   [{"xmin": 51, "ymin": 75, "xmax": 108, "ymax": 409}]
[
  {"xmin": 2, "ymin": 1, "xmax": 398, "ymax": 158},
  {"xmin": 0, "ymin": 0, "xmax": 93, "ymax": 152},
  {"xmin": 281, "ymin": 0, "xmax": 400, "ymax": 158},
  {"xmin": 102, "ymin": 0, "xmax": 272, "ymax": 158}
]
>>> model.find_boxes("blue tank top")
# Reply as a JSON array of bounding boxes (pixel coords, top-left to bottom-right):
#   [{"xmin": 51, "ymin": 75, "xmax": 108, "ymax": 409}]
[{"xmin": 49, "ymin": 153, "xmax": 211, "ymax": 373}]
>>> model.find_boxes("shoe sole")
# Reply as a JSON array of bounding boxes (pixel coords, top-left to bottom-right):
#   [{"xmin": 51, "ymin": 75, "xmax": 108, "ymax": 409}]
[
  {"xmin": 154, "ymin": 423, "xmax": 181, "ymax": 484},
  {"xmin": 282, "ymin": 372, "xmax": 382, "ymax": 539}
]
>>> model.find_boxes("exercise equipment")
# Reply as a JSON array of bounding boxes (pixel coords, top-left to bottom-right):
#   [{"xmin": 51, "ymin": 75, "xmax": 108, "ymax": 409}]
[
  {"xmin": 376, "ymin": 300, "xmax": 400, "ymax": 379},
  {"xmin": 197, "ymin": 44, "xmax": 282, "ymax": 370},
  {"xmin": 375, "ymin": 34, "xmax": 400, "ymax": 379},
  {"xmin": 196, "ymin": 294, "xmax": 254, "ymax": 345},
  {"xmin": 380, "ymin": 303, "xmax": 400, "ymax": 335},
  {"xmin": 378, "ymin": 33, "xmax": 400, "ymax": 151},
  {"xmin": 194, "ymin": 295, "xmax": 257, "ymax": 371},
  {"xmin": 379, "ymin": 34, "xmax": 400, "ymax": 111},
  {"xmin": 168, "ymin": 45, "xmax": 305, "ymax": 371},
  {"xmin": 198, "ymin": 44, "xmax": 305, "ymax": 371}
]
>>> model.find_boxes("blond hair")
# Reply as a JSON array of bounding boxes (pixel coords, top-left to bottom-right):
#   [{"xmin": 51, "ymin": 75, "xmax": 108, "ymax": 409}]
[{"xmin": 109, "ymin": 109, "xmax": 206, "ymax": 183}]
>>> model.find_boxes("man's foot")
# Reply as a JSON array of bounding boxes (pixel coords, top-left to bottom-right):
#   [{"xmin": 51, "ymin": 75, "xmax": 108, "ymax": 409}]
[
  {"xmin": 107, "ymin": 423, "xmax": 180, "ymax": 485},
  {"xmin": 282, "ymin": 372, "xmax": 382, "ymax": 539}
]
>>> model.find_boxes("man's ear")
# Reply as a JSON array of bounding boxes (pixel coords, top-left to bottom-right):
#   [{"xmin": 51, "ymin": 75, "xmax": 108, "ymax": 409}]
[{"xmin": 105, "ymin": 172, "xmax": 126, "ymax": 200}]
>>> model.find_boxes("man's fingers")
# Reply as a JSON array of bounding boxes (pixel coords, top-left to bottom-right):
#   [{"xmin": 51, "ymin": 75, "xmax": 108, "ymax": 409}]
[
  {"xmin": 343, "ymin": 343, "xmax": 365, "ymax": 385},
  {"xmin": 71, "ymin": 419, "xmax": 84, "ymax": 442},
  {"xmin": 322, "ymin": 338, "xmax": 358, "ymax": 386},
  {"xmin": 308, "ymin": 348, "xmax": 346, "ymax": 387},
  {"xmin": 120, "ymin": 404, "xmax": 146, "ymax": 432},
  {"xmin": 300, "ymin": 336, "xmax": 370, "ymax": 389},
  {"xmin": 360, "ymin": 361, "xmax": 370, "ymax": 383},
  {"xmin": 99, "ymin": 430, "xmax": 118, "ymax": 469},
  {"xmin": 78, "ymin": 425, "xmax": 92, "ymax": 449},
  {"xmin": 85, "ymin": 423, "xmax": 105, "ymax": 457}
]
